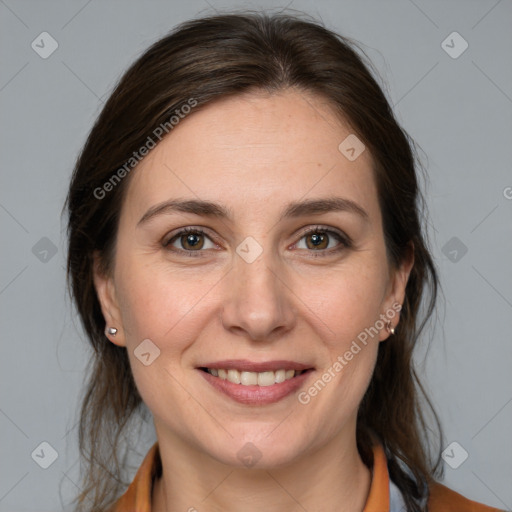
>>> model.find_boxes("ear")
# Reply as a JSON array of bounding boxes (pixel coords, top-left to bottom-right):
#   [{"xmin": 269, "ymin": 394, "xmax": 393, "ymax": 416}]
[
  {"xmin": 378, "ymin": 241, "xmax": 415, "ymax": 342},
  {"xmin": 92, "ymin": 250, "xmax": 126, "ymax": 347}
]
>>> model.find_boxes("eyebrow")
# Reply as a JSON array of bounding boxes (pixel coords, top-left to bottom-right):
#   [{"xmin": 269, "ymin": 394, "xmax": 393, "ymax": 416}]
[{"xmin": 137, "ymin": 196, "xmax": 369, "ymax": 227}]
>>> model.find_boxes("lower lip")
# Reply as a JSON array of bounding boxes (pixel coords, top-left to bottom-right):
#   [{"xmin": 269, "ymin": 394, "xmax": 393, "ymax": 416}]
[{"xmin": 197, "ymin": 369, "xmax": 314, "ymax": 405}]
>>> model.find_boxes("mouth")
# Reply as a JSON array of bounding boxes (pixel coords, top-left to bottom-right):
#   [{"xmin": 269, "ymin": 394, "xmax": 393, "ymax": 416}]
[
  {"xmin": 198, "ymin": 367, "xmax": 310, "ymax": 386},
  {"xmin": 196, "ymin": 360, "xmax": 315, "ymax": 405}
]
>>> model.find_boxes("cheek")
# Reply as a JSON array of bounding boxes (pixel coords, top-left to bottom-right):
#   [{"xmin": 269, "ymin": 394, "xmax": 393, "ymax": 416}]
[
  {"xmin": 292, "ymin": 259, "xmax": 385, "ymax": 416},
  {"xmin": 114, "ymin": 259, "xmax": 212, "ymax": 426},
  {"xmin": 116, "ymin": 256, "xmax": 216, "ymax": 343},
  {"xmin": 295, "ymin": 259, "xmax": 388, "ymax": 349},
  {"xmin": 114, "ymin": 256, "xmax": 223, "ymax": 400}
]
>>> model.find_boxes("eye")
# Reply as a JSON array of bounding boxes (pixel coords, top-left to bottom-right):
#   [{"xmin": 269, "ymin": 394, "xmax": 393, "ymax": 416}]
[
  {"xmin": 293, "ymin": 226, "xmax": 351, "ymax": 256},
  {"xmin": 163, "ymin": 227, "xmax": 217, "ymax": 256},
  {"xmin": 163, "ymin": 225, "xmax": 351, "ymax": 258}
]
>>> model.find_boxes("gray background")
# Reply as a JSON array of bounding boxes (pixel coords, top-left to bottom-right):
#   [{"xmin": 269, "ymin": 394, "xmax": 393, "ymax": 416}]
[{"xmin": 1, "ymin": 0, "xmax": 511, "ymax": 510}]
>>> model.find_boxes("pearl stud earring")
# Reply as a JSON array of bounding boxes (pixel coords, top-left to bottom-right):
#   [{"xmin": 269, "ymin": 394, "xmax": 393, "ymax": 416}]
[{"xmin": 105, "ymin": 326, "xmax": 118, "ymax": 337}]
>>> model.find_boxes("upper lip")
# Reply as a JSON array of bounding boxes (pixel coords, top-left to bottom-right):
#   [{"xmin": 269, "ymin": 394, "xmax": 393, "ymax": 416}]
[{"xmin": 197, "ymin": 359, "xmax": 314, "ymax": 372}]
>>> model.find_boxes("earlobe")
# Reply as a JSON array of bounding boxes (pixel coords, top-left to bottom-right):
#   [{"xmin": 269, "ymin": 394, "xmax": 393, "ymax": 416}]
[{"xmin": 92, "ymin": 251, "xmax": 126, "ymax": 347}]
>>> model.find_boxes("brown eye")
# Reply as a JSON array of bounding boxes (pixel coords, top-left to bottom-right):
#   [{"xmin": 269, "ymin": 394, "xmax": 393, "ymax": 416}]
[
  {"xmin": 305, "ymin": 231, "xmax": 329, "ymax": 250},
  {"xmin": 295, "ymin": 227, "xmax": 351, "ymax": 255},
  {"xmin": 179, "ymin": 231, "xmax": 205, "ymax": 250},
  {"xmin": 164, "ymin": 228, "xmax": 216, "ymax": 255}
]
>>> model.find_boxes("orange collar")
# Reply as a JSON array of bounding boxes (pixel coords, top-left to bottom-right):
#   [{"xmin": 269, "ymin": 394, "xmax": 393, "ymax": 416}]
[
  {"xmin": 112, "ymin": 440, "xmax": 394, "ymax": 511},
  {"xmin": 111, "ymin": 440, "xmax": 506, "ymax": 512}
]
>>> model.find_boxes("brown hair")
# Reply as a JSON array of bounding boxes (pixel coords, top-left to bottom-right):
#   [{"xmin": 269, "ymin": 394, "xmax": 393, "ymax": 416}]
[{"xmin": 64, "ymin": 10, "xmax": 444, "ymax": 511}]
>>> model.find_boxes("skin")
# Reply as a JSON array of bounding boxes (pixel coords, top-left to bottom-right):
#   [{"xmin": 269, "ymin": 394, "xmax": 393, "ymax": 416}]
[{"xmin": 94, "ymin": 88, "xmax": 414, "ymax": 512}]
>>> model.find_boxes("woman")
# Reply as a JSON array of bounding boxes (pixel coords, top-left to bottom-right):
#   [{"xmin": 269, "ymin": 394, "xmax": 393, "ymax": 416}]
[{"xmin": 65, "ymin": 11, "xmax": 503, "ymax": 512}]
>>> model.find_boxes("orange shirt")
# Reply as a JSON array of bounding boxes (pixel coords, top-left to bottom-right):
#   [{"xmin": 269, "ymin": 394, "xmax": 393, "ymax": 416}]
[{"xmin": 111, "ymin": 441, "xmax": 504, "ymax": 511}]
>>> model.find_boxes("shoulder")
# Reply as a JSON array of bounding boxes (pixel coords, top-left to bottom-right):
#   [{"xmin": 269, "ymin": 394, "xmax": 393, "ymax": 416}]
[{"xmin": 428, "ymin": 481, "xmax": 505, "ymax": 512}]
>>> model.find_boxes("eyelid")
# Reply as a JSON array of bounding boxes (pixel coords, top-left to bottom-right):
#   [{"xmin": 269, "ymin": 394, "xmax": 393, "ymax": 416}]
[{"xmin": 294, "ymin": 224, "xmax": 351, "ymax": 243}]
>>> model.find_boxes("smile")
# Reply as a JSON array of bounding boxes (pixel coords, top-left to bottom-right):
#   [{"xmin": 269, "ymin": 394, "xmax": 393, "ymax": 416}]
[
  {"xmin": 200, "ymin": 367, "xmax": 307, "ymax": 386},
  {"xmin": 196, "ymin": 362, "xmax": 315, "ymax": 405}
]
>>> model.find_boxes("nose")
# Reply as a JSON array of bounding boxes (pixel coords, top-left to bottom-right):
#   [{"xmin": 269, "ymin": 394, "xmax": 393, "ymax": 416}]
[{"xmin": 220, "ymin": 249, "xmax": 297, "ymax": 342}]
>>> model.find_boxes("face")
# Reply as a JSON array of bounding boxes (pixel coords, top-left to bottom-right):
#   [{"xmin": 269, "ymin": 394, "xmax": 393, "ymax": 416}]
[{"xmin": 94, "ymin": 88, "xmax": 413, "ymax": 469}]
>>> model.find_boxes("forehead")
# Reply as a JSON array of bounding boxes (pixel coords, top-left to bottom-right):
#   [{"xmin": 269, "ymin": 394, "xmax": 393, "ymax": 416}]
[{"xmin": 121, "ymin": 88, "xmax": 379, "ymax": 226}]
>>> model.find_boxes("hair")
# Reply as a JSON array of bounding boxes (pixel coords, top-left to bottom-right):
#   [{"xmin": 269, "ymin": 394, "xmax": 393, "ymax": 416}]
[{"xmin": 64, "ymin": 10, "xmax": 444, "ymax": 512}]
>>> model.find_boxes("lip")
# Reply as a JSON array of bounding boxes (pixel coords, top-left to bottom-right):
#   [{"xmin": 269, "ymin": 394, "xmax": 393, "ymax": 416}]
[
  {"xmin": 197, "ymin": 359, "xmax": 313, "ymax": 372},
  {"xmin": 197, "ymin": 367, "xmax": 315, "ymax": 405}
]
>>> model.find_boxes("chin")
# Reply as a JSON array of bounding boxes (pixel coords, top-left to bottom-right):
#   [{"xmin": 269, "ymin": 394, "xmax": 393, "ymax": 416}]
[{"xmin": 203, "ymin": 433, "xmax": 306, "ymax": 470}]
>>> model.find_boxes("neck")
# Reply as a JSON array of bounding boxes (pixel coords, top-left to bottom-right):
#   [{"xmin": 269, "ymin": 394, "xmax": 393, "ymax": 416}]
[{"xmin": 152, "ymin": 424, "xmax": 372, "ymax": 512}]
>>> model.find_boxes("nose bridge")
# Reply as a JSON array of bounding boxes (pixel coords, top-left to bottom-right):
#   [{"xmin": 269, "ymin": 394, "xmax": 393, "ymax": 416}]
[
  {"xmin": 236, "ymin": 248, "xmax": 278, "ymax": 298},
  {"xmin": 221, "ymin": 240, "xmax": 295, "ymax": 340}
]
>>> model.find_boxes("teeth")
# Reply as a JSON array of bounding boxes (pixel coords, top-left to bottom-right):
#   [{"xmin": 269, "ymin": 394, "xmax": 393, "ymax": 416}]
[
  {"xmin": 275, "ymin": 369, "xmax": 286, "ymax": 383},
  {"xmin": 206, "ymin": 368, "xmax": 302, "ymax": 386},
  {"xmin": 241, "ymin": 371, "xmax": 258, "ymax": 385},
  {"xmin": 227, "ymin": 369, "xmax": 240, "ymax": 384},
  {"xmin": 257, "ymin": 371, "xmax": 275, "ymax": 386}
]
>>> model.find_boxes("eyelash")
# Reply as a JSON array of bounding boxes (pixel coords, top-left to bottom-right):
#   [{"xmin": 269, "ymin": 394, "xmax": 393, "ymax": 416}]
[{"xmin": 163, "ymin": 225, "xmax": 352, "ymax": 258}]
